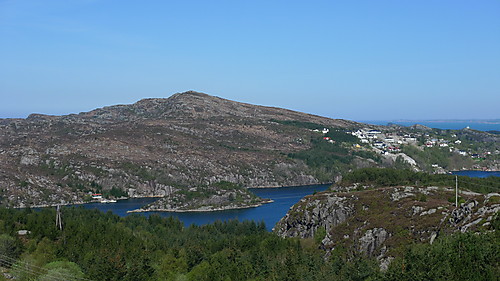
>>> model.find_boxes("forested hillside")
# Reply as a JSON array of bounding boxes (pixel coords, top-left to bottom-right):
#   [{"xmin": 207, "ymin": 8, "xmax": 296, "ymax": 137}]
[{"xmin": 0, "ymin": 207, "xmax": 498, "ymax": 280}]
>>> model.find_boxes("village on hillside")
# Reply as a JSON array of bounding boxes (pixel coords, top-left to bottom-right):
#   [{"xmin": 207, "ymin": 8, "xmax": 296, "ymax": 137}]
[{"xmin": 313, "ymin": 126, "xmax": 498, "ymax": 173}]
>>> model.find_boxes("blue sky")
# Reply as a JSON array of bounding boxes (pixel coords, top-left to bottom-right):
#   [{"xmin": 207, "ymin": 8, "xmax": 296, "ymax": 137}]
[{"xmin": 1, "ymin": 0, "xmax": 499, "ymax": 120}]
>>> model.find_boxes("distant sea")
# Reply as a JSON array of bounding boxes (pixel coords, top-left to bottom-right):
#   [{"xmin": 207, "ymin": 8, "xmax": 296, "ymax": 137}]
[{"xmin": 359, "ymin": 120, "xmax": 500, "ymax": 132}]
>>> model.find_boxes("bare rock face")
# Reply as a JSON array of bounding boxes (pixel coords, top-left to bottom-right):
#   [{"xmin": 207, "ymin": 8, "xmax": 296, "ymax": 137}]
[
  {"xmin": 274, "ymin": 186, "xmax": 498, "ymax": 269},
  {"xmin": 390, "ymin": 186, "xmax": 415, "ymax": 201},
  {"xmin": 358, "ymin": 228, "xmax": 390, "ymax": 256},
  {"xmin": 274, "ymin": 193, "xmax": 356, "ymax": 238},
  {"xmin": 449, "ymin": 200, "xmax": 479, "ymax": 226}
]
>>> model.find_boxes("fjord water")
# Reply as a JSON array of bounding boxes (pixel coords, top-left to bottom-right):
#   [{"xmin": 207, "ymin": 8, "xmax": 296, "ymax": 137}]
[
  {"xmin": 80, "ymin": 184, "xmax": 330, "ymax": 231},
  {"xmin": 451, "ymin": 170, "xmax": 500, "ymax": 178},
  {"xmin": 78, "ymin": 171, "xmax": 498, "ymax": 230}
]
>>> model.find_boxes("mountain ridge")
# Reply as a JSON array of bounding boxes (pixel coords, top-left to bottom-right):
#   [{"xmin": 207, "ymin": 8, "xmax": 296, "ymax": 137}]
[
  {"xmin": 2, "ymin": 91, "xmax": 496, "ymax": 209},
  {"xmin": 12, "ymin": 91, "xmax": 355, "ymax": 128},
  {"xmin": 0, "ymin": 91, "xmax": 364, "ymax": 208}
]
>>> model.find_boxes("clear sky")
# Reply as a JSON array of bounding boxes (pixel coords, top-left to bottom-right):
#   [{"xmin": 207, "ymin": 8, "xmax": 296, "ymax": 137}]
[{"xmin": 1, "ymin": 0, "xmax": 499, "ymax": 120}]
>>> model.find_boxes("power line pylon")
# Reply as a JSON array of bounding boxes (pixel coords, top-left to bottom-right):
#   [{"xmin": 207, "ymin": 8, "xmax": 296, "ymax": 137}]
[{"xmin": 56, "ymin": 205, "xmax": 63, "ymax": 230}]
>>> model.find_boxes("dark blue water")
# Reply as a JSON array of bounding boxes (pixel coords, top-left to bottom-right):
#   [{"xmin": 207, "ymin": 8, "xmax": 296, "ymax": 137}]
[
  {"xmin": 451, "ymin": 170, "xmax": 500, "ymax": 178},
  {"xmin": 359, "ymin": 120, "xmax": 500, "ymax": 132},
  {"xmin": 79, "ymin": 184, "xmax": 329, "ymax": 231},
  {"xmin": 77, "ymin": 171, "xmax": 498, "ymax": 230}
]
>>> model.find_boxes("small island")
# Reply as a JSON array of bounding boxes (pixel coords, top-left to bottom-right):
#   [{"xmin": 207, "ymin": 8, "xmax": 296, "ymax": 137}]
[{"xmin": 128, "ymin": 181, "xmax": 273, "ymax": 213}]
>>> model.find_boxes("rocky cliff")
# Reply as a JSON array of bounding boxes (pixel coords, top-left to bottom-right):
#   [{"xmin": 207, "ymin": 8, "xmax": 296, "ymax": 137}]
[
  {"xmin": 274, "ymin": 185, "xmax": 499, "ymax": 269},
  {"xmin": 0, "ymin": 91, "xmax": 362, "ymax": 208}
]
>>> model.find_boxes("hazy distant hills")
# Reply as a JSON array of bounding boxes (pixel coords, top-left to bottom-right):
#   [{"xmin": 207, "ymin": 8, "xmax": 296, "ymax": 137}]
[
  {"xmin": 0, "ymin": 91, "xmax": 364, "ymax": 207},
  {"xmin": 363, "ymin": 119, "xmax": 500, "ymax": 132},
  {"xmin": 386, "ymin": 119, "xmax": 500, "ymax": 123}
]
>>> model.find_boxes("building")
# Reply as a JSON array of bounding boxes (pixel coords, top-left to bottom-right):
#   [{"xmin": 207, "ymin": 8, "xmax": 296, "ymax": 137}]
[{"xmin": 92, "ymin": 193, "xmax": 103, "ymax": 200}]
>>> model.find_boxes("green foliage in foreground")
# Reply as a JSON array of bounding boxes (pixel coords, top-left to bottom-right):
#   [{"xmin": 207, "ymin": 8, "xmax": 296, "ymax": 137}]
[
  {"xmin": 385, "ymin": 230, "xmax": 500, "ymax": 281},
  {"xmin": 0, "ymin": 207, "xmax": 379, "ymax": 281},
  {"xmin": 340, "ymin": 168, "xmax": 500, "ymax": 194},
  {"xmin": 0, "ymin": 207, "xmax": 498, "ymax": 280}
]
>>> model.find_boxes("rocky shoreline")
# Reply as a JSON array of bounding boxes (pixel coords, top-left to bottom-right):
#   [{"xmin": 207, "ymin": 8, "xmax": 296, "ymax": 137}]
[
  {"xmin": 127, "ymin": 198, "xmax": 274, "ymax": 213},
  {"xmin": 248, "ymin": 183, "xmax": 332, "ymax": 189},
  {"xmin": 14, "ymin": 196, "xmax": 161, "ymax": 209}
]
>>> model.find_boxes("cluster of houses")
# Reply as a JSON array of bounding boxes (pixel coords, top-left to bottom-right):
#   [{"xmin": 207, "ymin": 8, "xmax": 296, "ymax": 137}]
[
  {"xmin": 423, "ymin": 138, "xmax": 462, "ymax": 148},
  {"xmin": 422, "ymin": 136, "xmax": 472, "ymax": 157},
  {"xmin": 313, "ymin": 127, "xmax": 495, "ymax": 162},
  {"xmin": 422, "ymin": 134, "xmax": 495, "ymax": 160},
  {"xmin": 350, "ymin": 129, "xmax": 418, "ymax": 145},
  {"xmin": 349, "ymin": 129, "xmax": 417, "ymax": 154},
  {"xmin": 350, "ymin": 129, "xmax": 381, "ymax": 144}
]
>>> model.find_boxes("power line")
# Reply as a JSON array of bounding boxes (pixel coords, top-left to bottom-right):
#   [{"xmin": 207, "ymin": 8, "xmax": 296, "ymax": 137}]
[
  {"xmin": 0, "ymin": 259, "xmax": 89, "ymax": 281},
  {"xmin": 0, "ymin": 258, "xmax": 67, "ymax": 281},
  {"xmin": 0, "ymin": 254, "xmax": 93, "ymax": 281},
  {"xmin": 0, "ymin": 255, "xmax": 65, "ymax": 281}
]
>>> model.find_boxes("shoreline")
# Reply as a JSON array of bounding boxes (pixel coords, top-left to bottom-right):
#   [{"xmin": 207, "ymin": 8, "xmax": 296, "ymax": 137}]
[
  {"xmin": 11, "ymin": 173, "xmax": 496, "ymax": 209},
  {"xmin": 247, "ymin": 183, "xmax": 332, "ymax": 189},
  {"xmin": 14, "ymin": 195, "xmax": 163, "ymax": 209},
  {"xmin": 127, "ymin": 199, "xmax": 274, "ymax": 213}
]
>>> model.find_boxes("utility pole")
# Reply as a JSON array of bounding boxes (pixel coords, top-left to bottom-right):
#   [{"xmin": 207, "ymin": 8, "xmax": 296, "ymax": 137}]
[
  {"xmin": 56, "ymin": 205, "xmax": 63, "ymax": 230},
  {"xmin": 455, "ymin": 175, "xmax": 458, "ymax": 208}
]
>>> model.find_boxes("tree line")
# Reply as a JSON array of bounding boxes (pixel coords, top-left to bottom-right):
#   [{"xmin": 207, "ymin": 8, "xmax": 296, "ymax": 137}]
[
  {"xmin": 340, "ymin": 168, "xmax": 500, "ymax": 194},
  {"xmin": 0, "ymin": 206, "xmax": 498, "ymax": 280}
]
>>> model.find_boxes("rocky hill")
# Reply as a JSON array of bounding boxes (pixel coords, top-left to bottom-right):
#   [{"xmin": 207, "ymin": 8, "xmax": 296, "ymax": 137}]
[
  {"xmin": 274, "ymin": 181, "xmax": 499, "ymax": 270},
  {"xmin": 0, "ymin": 91, "xmax": 365, "ymax": 208},
  {"xmin": 1, "ymin": 91, "xmax": 497, "ymax": 209}
]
